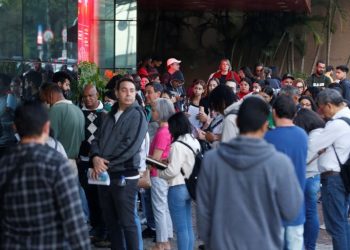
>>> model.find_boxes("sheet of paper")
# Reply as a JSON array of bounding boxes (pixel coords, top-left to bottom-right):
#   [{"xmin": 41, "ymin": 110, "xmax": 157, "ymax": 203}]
[
  {"xmin": 188, "ymin": 105, "xmax": 202, "ymax": 128},
  {"xmin": 87, "ymin": 169, "xmax": 110, "ymax": 186}
]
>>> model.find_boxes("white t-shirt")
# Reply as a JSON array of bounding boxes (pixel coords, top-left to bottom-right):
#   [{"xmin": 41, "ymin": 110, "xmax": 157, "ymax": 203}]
[{"xmin": 114, "ymin": 110, "xmax": 123, "ymax": 123}]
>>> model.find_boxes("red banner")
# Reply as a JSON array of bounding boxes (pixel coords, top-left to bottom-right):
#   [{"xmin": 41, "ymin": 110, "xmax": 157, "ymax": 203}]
[{"xmin": 78, "ymin": 0, "xmax": 94, "ymax": 62}]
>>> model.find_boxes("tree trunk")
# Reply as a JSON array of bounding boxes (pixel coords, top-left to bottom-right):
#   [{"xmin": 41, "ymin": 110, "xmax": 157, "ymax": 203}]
[
  {"xmin": 311, "ymin": 44, "xmax": 321, "ymax": 75},
  {"xmin": 273, "ymin": 32, "xmax": 287, "ymax": 62},
  {"xmin": 301, "ymin": 56, "xmax": 305, "ymax": 73},
  {"xmin": 152, "ymin": 11, "xmax": 161, "ymax": 54},
  {"xmin": 326, "ymin": 0, "xmax": 332, "ymax": 65},
  {"xmin": 291, "ymin": 38, "xmax": 295, "ymax": 73},
  {"xmin": 230, "ymin": 39, "xmax": 238, "ymax": 66},
  {"xmin": 279, "ymin": 42, "xmax": 289, "ymax": 76}
]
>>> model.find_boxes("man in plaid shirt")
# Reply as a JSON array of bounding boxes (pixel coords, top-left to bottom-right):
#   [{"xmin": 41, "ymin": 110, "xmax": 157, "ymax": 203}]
[{"xmin": 0, "ymin": 101, "xmax": 90, "ymax": 250}]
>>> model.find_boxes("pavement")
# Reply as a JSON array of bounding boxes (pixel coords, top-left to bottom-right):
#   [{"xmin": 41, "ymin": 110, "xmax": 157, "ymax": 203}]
[{"xmin": 91, "ymin": 201, "xmax": 333, "ymax": 250}]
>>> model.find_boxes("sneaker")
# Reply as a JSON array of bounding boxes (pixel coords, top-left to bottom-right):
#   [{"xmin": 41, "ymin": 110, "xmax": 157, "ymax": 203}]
[
  {"xmin": 94, "ymin": 239, "xmax": 111, "ymax": 248},
  {"xmin": 141, "ymin": 217, "xmax": 147, "ymax": 225},
  {"xmin": 142, "ymin": 227, "xmax": 156, "ymax": 238}
]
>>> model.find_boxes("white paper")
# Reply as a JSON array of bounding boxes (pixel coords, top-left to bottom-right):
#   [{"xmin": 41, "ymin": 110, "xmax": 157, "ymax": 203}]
[
  {"xmin": 87, "ymin": 169, "xmax": 110, "ymax": 186},
  {"xmin": 188, "ymin": 105, "xmax": 202, "ymax": 128}
]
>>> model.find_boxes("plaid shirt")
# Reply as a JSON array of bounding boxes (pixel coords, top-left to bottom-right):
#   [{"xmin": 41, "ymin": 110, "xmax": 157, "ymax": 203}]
[{"xmin": 0, "ymin": 143, "xmax": 90, "ymax": 250}]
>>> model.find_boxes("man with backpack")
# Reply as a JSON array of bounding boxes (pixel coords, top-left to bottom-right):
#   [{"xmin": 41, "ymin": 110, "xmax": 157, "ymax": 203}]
[
  {"xmin": 196, "ymin": 96, "xmax": 303, "ymax": 250},
  {"xmin": 310, "ymin": 89, "xmax": 350, "ymax": 250}
]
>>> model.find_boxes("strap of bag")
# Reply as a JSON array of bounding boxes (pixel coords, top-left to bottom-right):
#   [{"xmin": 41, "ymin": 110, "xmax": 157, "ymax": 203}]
[
  {"xmin": 176, "ymin": 140, "xmax": 196, "ymax": 176},
  {"xmin": 331, "ymin": 117, "xmax": 350, "ymax": 168},
  {"xmin": 206, "ymin": 116, "xmax": 223, "ymax": 132},
  {"xmin": 332, "ymin": 144, "xmax": 343, "ymax": 169},
  {"xmin": 307, "ymin": 149, "xmax": 326, "ymax": 166},
  {"xmin": 177, "ymin": 140, "xmax": 196, "ymax": 156}
]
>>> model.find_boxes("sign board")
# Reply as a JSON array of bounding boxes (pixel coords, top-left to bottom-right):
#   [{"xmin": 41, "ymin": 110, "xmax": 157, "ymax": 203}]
[
  {"xmin": 62, "ymin": 28, "xmax": 67, "ymax": 43},
  {"xmin": 43, "ymin": 30, "xmax": 54, "ymax": 42}
]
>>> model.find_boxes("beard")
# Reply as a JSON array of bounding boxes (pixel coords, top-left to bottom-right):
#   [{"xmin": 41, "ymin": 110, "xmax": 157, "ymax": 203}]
[{"xmin": 63, "ymin": 90, "xmax": 71, "ymax": 100}]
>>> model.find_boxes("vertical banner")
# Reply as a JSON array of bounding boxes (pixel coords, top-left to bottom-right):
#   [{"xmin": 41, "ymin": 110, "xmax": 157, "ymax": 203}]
[{"xmin": 78, "ymin": 0, "xmax": 93, "ymax": 62}]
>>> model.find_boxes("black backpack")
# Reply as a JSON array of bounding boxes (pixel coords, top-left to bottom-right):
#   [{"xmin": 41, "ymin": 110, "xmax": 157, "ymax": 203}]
[
  {"xmin": 332, "ymin": 117, "xmax": 350, "ymax": 193},
  {"xmin": 177, "ymin": 141, "xmax": 203, "ymax": 201}
]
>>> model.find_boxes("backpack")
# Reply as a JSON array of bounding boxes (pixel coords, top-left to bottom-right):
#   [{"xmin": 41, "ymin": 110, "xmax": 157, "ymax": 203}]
[
  {"xmin": 332, "ymin": 117, "xmax": 350, "ymax": 193},
  {"xmin": 177, "ymin": 140, "xmax": 203, "ymax": 201}
]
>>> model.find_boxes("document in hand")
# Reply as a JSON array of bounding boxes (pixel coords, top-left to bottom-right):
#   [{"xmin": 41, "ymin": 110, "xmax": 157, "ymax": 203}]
[
  {"xmin": 146, "ymin": 157, "xmax": 168, "ymax": 170},
  {"xmin": 188, "ymin": 105, "xmax": 202, "ymax": 128},
  {"xmin": 87, "ymin": 168, "xmax": 111, "ymax": 186}
]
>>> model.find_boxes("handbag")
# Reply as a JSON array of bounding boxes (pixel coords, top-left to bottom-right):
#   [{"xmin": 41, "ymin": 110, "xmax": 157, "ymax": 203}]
[{"xmin": 137, "ymin": 168, "xmax": 151, "ymax": 189}]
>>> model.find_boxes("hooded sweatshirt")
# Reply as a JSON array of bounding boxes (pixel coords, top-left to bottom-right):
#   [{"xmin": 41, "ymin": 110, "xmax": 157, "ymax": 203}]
[
  {"xmin": 196, "ymin": 136, "xmax": 303, "ymax": 250},
  {"xmin": 221, "ymin": 100, "xmax": 241, "ymax": 142}
]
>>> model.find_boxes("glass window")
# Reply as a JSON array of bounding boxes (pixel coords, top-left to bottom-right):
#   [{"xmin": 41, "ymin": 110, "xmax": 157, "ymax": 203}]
[
  {"xmin": 97, "ymin": 21, "xmax": 115, "ymax": 69},
  {"xmin": 96, "ymin": 0, "xmax": 115, "ymax": 20},
  {"xmin": 23, "ymin": 0, "xmax": 73, "ymax": 62},
  {"xmin": 115, "ymin": 0, "xmax": 137, "ymax": 21},
  {"xmin": 115, "ymin": 20, "xmax": 136, "ymax": 69},
  {"xmin": 0, "ymin": 0, "xmax": 23, "ymax": 60}
]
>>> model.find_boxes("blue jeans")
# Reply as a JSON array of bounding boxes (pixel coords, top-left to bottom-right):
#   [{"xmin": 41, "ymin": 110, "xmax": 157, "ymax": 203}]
[
  {"xmin": 321, "ymin": 175, "xmax": 350, "ymax": 250},
  {"xmin": 135, "ymin": 195, "xmax": 143, "ymax": 250},
  {"xmin": 168, "ymin": 185, "xmax": 194, "ymax": 250},
  {"xmin": 304, "ymin": 175, "xmax": 320, "ymax": 250},
  {"xmin": 282, "ymin": 225, "xmax": 304, "ymax": 250}
]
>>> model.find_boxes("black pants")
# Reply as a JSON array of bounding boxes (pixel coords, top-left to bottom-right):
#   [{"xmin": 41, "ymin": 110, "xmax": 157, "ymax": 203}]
[
  {"xmin": 98, "ymin": 178, "xmax": 141, "ymax": 250},
  {"xmin": 78, "ymin": 160, "xmax": 106, "ymax": 235}
]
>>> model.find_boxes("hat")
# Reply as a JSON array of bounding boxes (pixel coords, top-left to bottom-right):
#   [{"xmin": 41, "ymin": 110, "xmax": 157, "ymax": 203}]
[
  {"xmin": 282, "ymin": 73, "xmax": 294, "ymax": 81},
  {"xmin": 167, "ymin": 58, "xmax": 181, "ymax": 67}
]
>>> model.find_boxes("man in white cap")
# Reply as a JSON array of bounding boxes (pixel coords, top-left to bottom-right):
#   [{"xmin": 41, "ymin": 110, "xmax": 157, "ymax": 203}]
[{"xmin": 161, "ymin": 58, "xmax": 181, "ymax": 85}]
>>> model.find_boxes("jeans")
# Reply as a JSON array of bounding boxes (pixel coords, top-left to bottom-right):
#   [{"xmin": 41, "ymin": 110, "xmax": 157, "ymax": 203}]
[
  {"xmin": 282, "ymin": 225, "xmax": 304, "ymax": 250},
  {"xmin": 304, "ymin": 175, "xmax": 320, "ymax": 250},
  {"xmin": 140, "ymin": 188, "xmax": 155, "ymax": 229},
  {"xmin": 99, "ymin": 178, "xmax": 142, "ymax": 250},
  {"xmin": 151, "ymin": 177, "xmax": 173, "ymax": 242},
  {"xmin": 134, "ymin": 195, "xmax": 143, "ymax": 250},
  {"xmin": 321, "ymin": 174, "xmax": 350, "ymax": 250},
  {"xmin": 168, "ymin": 184, "xmax": 194, "ymax": 250},
  {"xmin": 79, "ymin": 184, "xmax": 90, "ymax": 223}
]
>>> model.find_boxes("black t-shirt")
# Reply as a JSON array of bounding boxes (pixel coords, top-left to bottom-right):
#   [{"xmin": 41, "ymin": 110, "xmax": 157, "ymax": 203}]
[{"xmin": 199, "ymin": 97, "xmax": 210, "ymax": 115}]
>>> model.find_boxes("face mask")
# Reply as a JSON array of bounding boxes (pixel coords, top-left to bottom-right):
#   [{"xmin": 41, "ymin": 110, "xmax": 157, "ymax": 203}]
[{"xmin": 104, "ymin": 102, "xmax": 113, "ymax": 112}]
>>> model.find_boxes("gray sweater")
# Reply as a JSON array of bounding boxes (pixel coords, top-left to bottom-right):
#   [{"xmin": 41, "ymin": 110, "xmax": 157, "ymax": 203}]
[{"xmin": 196, "ymin": 136, "xmax": 303, "ymax": 250}]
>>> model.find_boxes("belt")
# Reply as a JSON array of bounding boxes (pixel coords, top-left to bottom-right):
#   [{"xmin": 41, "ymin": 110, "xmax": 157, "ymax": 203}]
[{"xmin": 321, "ymin": 171, "xmax": 340, "ymax": 179}]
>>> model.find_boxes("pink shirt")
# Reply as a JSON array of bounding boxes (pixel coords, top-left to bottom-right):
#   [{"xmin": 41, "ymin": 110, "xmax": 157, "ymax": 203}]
[{"xmin": 149, "ymin": 125, "xmax": 172, "ymax": 177}]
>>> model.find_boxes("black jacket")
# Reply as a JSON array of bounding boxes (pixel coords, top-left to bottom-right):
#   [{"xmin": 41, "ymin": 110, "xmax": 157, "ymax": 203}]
[{"xmin": 90, "ymin": 102, "xmax": 148, "ymax": 176}]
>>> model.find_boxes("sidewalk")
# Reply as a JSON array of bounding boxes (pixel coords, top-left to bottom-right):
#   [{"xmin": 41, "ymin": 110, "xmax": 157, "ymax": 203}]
[{"xmin": 93, "ymin": 201, "xmax": 333, "ymax": 250}]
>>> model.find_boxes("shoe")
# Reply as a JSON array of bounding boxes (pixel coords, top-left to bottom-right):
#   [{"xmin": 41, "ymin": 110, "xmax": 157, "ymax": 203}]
[
  {"xmin": 142, "ymin": 227, "xmax": 156, "ymax": 238},
  {"xmin": 94, "ymin": 239, "xmax": 111, "ymax": 248},
  {"xmin": 141, "ymin": 217, "xmax": 147, "ymax": 225},
  {"xmin": 198, "ymin": 244, "xmax": 206, "ymax": 250}
]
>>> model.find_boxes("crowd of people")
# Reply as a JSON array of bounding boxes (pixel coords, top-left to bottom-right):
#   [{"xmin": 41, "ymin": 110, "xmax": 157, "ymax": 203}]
[{"xmin": 0, "ymin": 57, "xmax": 350, "ymax": 250}]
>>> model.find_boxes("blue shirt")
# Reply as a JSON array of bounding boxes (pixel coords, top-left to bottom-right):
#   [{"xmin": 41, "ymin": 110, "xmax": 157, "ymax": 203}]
[{"xmin": 265, "ymin": 126, "xmax": 307, "ymax": 226}]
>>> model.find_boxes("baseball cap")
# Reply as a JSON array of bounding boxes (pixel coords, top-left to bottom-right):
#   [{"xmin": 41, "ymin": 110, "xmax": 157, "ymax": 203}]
[
  {"xmin": 282, "ymin": 73, "xmax": 294, "ymax": 81},
  {"xmin": 167, "ymin": 58, "xmax": 181, "ymax": 67}
]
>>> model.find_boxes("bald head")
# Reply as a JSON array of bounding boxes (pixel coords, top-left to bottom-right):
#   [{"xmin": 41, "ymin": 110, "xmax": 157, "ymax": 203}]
[{"xmin": 83, "ymin": 84, "xmax": 99, "ymax": 110}]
